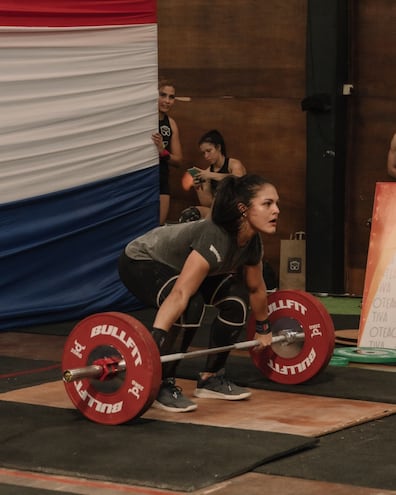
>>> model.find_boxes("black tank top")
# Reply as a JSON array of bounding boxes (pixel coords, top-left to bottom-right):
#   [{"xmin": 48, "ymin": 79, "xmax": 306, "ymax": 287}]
[
  {"xmin": 210, "ymin": 157, "xmax": 229, "ymax": 194},
  {"xmin": 159, "ymin": 114, "xmax": 172, "ymax": 152},
  {"xmin": 158, "ymin": 114, "xmax": 172, "ymax": 192}
]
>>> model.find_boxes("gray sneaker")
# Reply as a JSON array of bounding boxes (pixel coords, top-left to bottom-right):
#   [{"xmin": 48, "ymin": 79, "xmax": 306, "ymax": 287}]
[
  {"xmin": 153, "ymin": 378, "xmax": 197, "ymax": 412},
  {"xmin": 193, "ymin": 369, "xmax": 251, "ymax": 400}
]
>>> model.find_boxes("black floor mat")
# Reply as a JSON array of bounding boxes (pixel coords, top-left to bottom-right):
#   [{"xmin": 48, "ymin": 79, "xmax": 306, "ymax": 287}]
[
  {"xmin": 0, "ymin": 401, "xmax": 316, "ymax": 492},
  {"xmin": 254, "ymin": 414, "xmax": 396, "ymax": 491},
  {"xmin": 177, "ymin": 355, "xmax": 396, "ymax": 404},
  {"xmin": 0, "ymin": 356, "xmax": 60, "ymax": 392}
]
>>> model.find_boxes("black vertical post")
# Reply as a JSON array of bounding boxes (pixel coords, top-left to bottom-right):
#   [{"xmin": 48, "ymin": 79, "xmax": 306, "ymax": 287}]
[{"xmin": 305, "ymin": 0, "xmax": 349, "ymax": 293}]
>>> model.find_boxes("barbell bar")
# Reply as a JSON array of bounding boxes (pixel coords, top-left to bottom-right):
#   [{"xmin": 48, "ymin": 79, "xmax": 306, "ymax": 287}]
[
  {"xmin": 63, "ymin": 330, "xmax": 305, "ymax": 383},
  {"xmin": 61, "ymin": 290, "xmax": 336, "ymax": 425}
]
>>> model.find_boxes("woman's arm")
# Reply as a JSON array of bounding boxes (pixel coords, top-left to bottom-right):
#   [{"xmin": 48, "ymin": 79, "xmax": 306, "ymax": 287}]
[
  {"xmin": 192, "ymin": 168, "xmax": 214, "ymax": 207},
  {"xmin": 244, "ymin": 262, "xmax": 273, "ymax": 348},
  {"xmin": 197, "ymin": 158, "xmax": 246, "ymax": 183},
  {"xmin": 228, "ymin": 158, "xmax": 247, "ymax": 177},
  {"xmin": 153, "ymin": 250, "xmax": 210, "ymax": 330},
  {"xmin": 168, "ymin": 117, "xmax": 183, "ymax": 167}
]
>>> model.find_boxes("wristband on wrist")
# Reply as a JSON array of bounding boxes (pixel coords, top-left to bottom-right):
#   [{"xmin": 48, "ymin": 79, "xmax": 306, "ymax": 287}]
[
  {"xmin": 255, "ymin": 319, "xmax": 271, "ymax": 335},
  {"xmin": 160, "ymin": 149, "xmax": 170, "ymax": 159}
]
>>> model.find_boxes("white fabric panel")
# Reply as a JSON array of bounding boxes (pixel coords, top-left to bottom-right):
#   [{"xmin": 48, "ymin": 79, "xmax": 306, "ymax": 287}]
[{"xmin": 0, "ymin": 25, "xmax": 158, "ymax": 204}]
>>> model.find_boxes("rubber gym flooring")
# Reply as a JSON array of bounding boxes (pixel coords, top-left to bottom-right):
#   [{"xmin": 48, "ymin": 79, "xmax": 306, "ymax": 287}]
[{"xmin": 0, "ymin": 299, "xmax": 395, "ymax": 495}]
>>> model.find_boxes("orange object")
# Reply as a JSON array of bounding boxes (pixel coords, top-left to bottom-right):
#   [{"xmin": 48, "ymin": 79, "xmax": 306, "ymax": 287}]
[
  {"xmin": 181, "ymin": 171, "xmax": 194, "ymax": 191},
  {"xmin": 358, "ymin": 182, "xmax": 396, "ymax": 349}
]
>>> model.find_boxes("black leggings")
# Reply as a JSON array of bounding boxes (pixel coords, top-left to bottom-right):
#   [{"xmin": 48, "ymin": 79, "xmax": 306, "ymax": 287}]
[{"xmin": 118, "ymin": 252, "xmax": 249, "ymax": 376}]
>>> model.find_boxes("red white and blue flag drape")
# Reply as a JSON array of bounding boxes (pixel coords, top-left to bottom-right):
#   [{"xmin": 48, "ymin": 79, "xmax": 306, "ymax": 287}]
[{"xmin": 0, "ymin": 1, "xmax": 159, "ymax": 330}]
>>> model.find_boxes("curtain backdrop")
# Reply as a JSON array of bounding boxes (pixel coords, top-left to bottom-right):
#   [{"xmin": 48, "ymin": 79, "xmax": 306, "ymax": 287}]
[{"xmin": 0, "ymin": 1, "xmax": 159, "ymax": 330}]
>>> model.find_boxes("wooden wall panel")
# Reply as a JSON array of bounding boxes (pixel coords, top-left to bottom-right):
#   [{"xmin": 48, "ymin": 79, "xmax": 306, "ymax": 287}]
[
  {"xmin": 352, "ymin": 1, "xmax": 396, "ymax": 98},
  {"xmin": 158, "ymin": 0, "xmax": 306, "ymax": 97},
  {"xmin": 345, "ymin": 1, "xmax": 396, "ymax": 294},
  {"xmin": 157, "ymin": 1, "xmax": 307, "ymax": 276},
  {"xmin": 166, "ymin": 97, "xmax": 306, "ymax": 271},
  {"xmin": 156, "ymin": 0, "xmax": 396, "ymax": 295}
]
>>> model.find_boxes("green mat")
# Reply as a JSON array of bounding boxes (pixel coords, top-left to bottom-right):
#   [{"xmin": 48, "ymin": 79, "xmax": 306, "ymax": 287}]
[
  {"xmin": 313, "ymin": 295, "xmax": 362, "ymax": 315},
  {"xmin": 0, "ymin": 401, "xmax": 316, "ymax": 492}
]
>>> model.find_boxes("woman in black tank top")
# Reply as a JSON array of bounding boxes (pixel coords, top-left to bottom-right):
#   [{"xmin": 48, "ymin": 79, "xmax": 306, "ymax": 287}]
[
  {"xmin": 151, "ymin": 79, "xmax": 183, "ymax": 225},
  {"xmin": 179, "ymin": 129, "xmax": 246, "ymax": 222}
]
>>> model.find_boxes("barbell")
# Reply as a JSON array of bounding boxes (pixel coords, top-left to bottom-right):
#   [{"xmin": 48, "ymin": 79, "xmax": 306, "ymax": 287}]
[{"xmin": 62, "ymin": 290, "xmax": 335, "ymax": 425}]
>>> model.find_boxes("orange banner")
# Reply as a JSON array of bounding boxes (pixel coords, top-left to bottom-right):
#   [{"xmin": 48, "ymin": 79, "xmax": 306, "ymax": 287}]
[{"xmin": 358, "ymin": 182, "xmax": 396, "ymax": 349}]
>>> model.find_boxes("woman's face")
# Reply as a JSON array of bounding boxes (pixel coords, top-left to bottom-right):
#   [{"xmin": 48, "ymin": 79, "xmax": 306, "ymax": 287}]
[
  {"xmin": 245, "ymin": 184, "xmax": 280, "ymax": 235},
  {"xmin": 158, "ymin": 85, "xmax": 176, "ymax": 114},
  {"xmin": 199, "ymin": 142, "xmax": 222, "ymax": 166}
]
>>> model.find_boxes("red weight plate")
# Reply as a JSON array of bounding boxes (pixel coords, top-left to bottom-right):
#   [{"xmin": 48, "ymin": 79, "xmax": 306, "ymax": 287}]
[
  {"xmin": 247, "ymin": 290, "xmax": 335, "ymax": 384},
  {"xmin": 111, "ymin": 312, "xmax": 162, "ymax": 417},
  {"xmin": 62, "ymin": 312, "xmax": 161, "ymax": 425},
  {"xmin": 279, "ymin": 291, "xmax": 336, "ymax": 371},
  {"xmin": 307, "ymin": 293, "xmax": 338, "ymax": 370}
]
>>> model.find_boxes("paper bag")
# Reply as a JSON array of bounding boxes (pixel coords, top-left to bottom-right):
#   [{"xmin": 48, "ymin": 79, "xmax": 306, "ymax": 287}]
[{"xmin": 279, "ymin": 231, "xmax": 306, "ymax": 290}]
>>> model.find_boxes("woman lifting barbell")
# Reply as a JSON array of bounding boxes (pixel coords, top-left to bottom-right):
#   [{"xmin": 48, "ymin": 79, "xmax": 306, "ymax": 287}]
[{"xmin": 118, "ymin": 174, "xmax": 280, "ymax": 413}]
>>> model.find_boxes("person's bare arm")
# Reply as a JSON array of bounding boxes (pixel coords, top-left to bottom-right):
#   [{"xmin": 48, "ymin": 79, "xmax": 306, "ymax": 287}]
[
  {"xmin": 191, "ymin": 167, "xmax": 214, "ymax": 207},
  {"xmin": 228, "ymin": 158, "xmax": 247, "ymax": 177},
  {"xmin": 191, "ymin": 157, "xmax": 247, "ymax": 208},
  {"xmin": 197, "ymin": 158, "xmax": 246, "ymax": 183},
  {"xmin": 153, "ymin": 251, "xmax": 209, "ymax": 330},
  {"xmin": 387, "ymin": 133, "xmax": 396, "ymax": 179},
  {"xmin": 168, "ymin": 117, "xmax": 183, "ymax": 168}
]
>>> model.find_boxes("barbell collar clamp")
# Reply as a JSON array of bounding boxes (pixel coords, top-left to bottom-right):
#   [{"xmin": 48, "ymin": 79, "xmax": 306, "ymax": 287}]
[{"xmin": 63, "ymin": 361, "xmax": 126, "ymax": 383}]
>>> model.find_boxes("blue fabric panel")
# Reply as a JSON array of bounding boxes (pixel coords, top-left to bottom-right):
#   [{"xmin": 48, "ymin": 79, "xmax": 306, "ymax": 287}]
[{"xmin": 0, "ymin": 166, "xmax": 159, "ymax": 331}]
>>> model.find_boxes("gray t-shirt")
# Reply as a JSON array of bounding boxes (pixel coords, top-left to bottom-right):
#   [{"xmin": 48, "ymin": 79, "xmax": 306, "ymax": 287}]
[{"xmin": 125, "ymin": 219, "xmax": 262, "ymax": 275}]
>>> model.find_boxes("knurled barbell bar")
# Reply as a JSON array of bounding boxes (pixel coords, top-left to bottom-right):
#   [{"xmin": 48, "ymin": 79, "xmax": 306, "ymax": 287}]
[
  {"xmin": 63, "ymin": 330, "xmax": 305, "ymax": 383},
  {"xmin": 61, "ymin": 290, "xmax": 335, "ymax": 425}
]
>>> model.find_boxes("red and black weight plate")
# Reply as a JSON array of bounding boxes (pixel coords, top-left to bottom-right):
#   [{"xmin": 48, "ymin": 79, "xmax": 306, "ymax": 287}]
[
  {"xmin": 247, "ymin": 290, "xmax": 335, "ymax": 384},
  {"xmin": 62, "ymin": 312, "xmax": 161, "ymax": 425},
  {"xmin": 310, "ymin": 293, "xmax": 338, "ymax": 370}
]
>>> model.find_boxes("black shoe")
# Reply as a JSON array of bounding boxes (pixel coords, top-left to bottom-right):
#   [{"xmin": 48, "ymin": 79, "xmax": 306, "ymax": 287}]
[
  {"xmin": 153, "ymin": 378, "xmax": 197, "ymax": 412},
  {"xmin": 194, "ymin": 369, "xmax": 251, "ymax": 400}
]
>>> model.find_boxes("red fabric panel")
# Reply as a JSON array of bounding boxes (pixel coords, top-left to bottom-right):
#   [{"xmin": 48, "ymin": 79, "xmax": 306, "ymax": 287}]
[{"xmin": 0, "ymin": 0, "xmax": 156, "ymax": 27}]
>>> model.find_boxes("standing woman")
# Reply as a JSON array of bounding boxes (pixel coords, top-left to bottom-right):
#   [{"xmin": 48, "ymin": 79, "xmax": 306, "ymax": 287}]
[
  {"xmin": 180, "ymin": 129, "xmax": 246, "ymax": 222},
  {"xmin": 118, "ymin": 174, "xmax": 279, "ymax": 412},
  {"xmin": 152, "ymin": 79, "xmax": 183, "ymax": 224}
]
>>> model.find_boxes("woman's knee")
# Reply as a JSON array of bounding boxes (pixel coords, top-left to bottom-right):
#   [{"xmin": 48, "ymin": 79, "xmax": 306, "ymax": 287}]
[
  {"xmin": 215, "ymin": 296, "xmax": 249, "ymax": 326},
  {"xmin": 176, "ymin": 292, "xmax": 206, "ymax": 327},
  {"xmin": 213, "ymin": 279, "xmax": 249, "ymax": 325}
]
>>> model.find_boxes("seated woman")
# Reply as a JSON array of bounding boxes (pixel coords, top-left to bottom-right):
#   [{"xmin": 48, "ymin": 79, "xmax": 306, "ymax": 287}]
[{"xmin": 179, "ymin": 129, "xmax": 246, "ymax": 222}]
